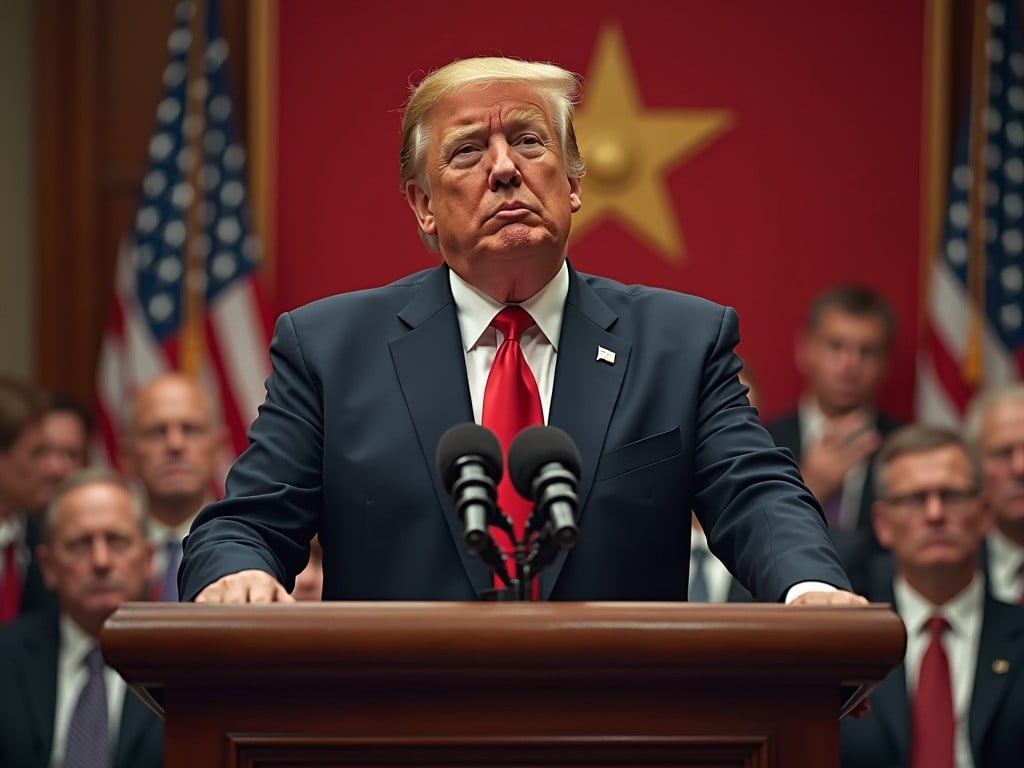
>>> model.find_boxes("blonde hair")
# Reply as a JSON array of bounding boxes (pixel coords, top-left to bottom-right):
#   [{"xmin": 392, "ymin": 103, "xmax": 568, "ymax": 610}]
[{"xmin": 399, "ymin": 57, "xmax": 587, "ymax": 252}]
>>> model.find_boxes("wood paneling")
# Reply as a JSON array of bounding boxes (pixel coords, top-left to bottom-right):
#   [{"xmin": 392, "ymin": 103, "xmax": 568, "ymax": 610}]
[{"xmin": 34, "ymin": 0, "xmax": 250, "ymax": 405}]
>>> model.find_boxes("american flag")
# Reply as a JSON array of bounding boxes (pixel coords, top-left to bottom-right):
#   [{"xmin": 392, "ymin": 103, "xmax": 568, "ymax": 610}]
[
  {"xmin": 95, "ymin": 0, "xmax": 271, "ymax": 477},
  {"xmin": 917, "ymin": 0, "xmax": 1024, "ymax": 425}
]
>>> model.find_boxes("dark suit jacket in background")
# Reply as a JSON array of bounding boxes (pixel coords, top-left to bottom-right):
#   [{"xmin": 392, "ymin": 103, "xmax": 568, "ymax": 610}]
[
  {"xmin": 181, "ymin": 263, "xmax": 851, "ymax": 602},
  {"xmin": 840, "ymin": 581, "xmax": 1024, "ymax": 768},
  {"xmin": 20, "ymin": 515, "xmax": 58, "ymax": 618},
  {"xmin": 765, "ymin": 410, "xmax": 901, "ymax": 592},
  {"xmin": 0, "ymin": 612, "xmax": 163, "ymax": 768}
]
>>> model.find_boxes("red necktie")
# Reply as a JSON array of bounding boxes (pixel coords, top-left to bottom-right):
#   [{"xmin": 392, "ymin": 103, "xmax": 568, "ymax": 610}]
[
  {"xmin": 1017, "ymin": 561, "xmax": 1024, "ymax": 605},
  {"xmin": 481, "ymin": 306, "xmax": 543, "ymax": 588},
  {"xmin": 0, "ymin": 541, "xmax": 23, "ymax": 623},
  {"xmin": 910, "ymin": 616, "xmax": 954, "ymax": 768}
]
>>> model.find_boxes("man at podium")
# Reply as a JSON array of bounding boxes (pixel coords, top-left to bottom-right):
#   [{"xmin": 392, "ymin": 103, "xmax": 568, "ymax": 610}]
[{"xmin": 179, "ymin": 56, "xmax": 864, "ymax": 609}]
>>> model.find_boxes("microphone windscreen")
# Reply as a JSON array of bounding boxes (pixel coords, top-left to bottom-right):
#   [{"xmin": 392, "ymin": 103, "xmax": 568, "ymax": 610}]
[
  {"xmin": 508, "ymin": 425, "xmax": 581, "ymax": 499},
  {"xmin": 435, "ymin": 423, "xmax": 503, "ymax": 492}
]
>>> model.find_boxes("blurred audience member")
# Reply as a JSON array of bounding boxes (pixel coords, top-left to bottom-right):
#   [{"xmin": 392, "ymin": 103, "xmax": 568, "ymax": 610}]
[
  {"xmin": 0, "ymin": 375, "xmax": 57, "ymax": 621},
  {"xmin": 966, "ymin": 384, "xmax": 1024, "ymax": 603},
  {"xmin": 0, "ymin": 468, "xmax": 162, "ymax": 767},
  {"xmin": 765, "ymin": 285, "xmax": 900, "ymax": 587},
  {"xmin": 124, "ymin": 373, "xmax": 224, "ymax": 602},
  {"xmin": 35, "ymin": 392, "xmax": 93, "ymax": 509},
  {"xmin": 841, "ymin": 425, "xmax": 1024, "ymax": 768},
  {"xmin": 292, "ymin": 535, "xmax": 324, "ymax": 601}
]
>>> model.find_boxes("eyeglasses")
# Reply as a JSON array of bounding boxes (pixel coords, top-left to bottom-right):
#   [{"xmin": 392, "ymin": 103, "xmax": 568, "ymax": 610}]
[{"xmin": 882, "ymin": 487, "xmax": 980, "ymax": 512}]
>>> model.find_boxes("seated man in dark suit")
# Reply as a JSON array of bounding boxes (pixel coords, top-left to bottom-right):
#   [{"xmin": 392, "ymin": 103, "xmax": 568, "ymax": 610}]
[
  {"xmin": 841, "ymin": 425, "xmax": 1024, "ymax": 768},
  {"xmin": 764, "ymin": 285, "xmax": 901, "ymax": 590},
  {"xmin": 0, "ymin": 468, "xmax": 163, "ymax": 768},
  {"xmin": 0, "ymin": 374, "xmax": 58, "ymax": 622},
  {"xmin": 965, "ymin": 384, "xmax": 1024, "ymax": 604}
]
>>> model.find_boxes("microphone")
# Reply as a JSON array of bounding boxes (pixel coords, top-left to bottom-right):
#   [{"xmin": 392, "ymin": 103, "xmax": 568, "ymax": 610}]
[
  {"xmin": 508, "ymin": 425, "xmax": 581, "ymax": 550},
  {"xmin": 435, "ymin": 423, "xmax": 503, "ymax": 555}
]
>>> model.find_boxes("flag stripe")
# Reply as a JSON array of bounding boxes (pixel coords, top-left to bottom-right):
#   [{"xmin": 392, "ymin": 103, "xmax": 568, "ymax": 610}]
[{"xmin": 94, "ymin": 0, "xmax": 270, "ymax": 477}]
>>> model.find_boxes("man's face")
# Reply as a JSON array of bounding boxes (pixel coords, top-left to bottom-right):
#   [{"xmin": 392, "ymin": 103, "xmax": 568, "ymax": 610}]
[
  {"xmin": 405, "ymin": 81, "xmax": 582, "ymax": 303},
  {"xmin": 873, "ymin": 445, "xmax": 990, "ymax": 576},
  {"xmin": 127, "ymin": 378, "xmax": 221, "ymax": 507},
  {"xmin": 797, "ymin": 308, "xmax": 889, "ymax": 416},
  {"xmin": 0, "ymin": 422, "xmax": 46, "ymax": 515},
  {"xmin": 37, "ymin": 482, "xmax": 153, "ymax": 635},
  {"xmin": 978, "ymin": 398, "xmax": 1024, "ymax": 534},
  {"xmin": 36, "ymin": 411, "xmax": 90, "ymax": 507}
]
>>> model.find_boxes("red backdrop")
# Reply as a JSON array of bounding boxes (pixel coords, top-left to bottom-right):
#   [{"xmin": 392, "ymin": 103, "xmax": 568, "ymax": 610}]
[{"xmin": 274, "ymin": 1, "xmax": 925, "ymax": 422}]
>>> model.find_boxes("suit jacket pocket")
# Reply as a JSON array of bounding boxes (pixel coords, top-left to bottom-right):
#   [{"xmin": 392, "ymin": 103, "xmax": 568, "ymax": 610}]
[{"xmin": 595, "ymin": 426, "xmax": 682, "ymax": 481}]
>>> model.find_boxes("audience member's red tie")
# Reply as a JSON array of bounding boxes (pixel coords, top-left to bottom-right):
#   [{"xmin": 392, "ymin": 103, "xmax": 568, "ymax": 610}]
[
  {"xmin": 481, "ymin": 306, "xmax": 543, "ymax": 589},
  {"xmin": 0, "ymin": 541, "xmax": 23, "ymax": 623},
  {"xmin": 1017, "ymin": 561, "xmax": 1024, "ymax": 605},
  {"xmin": 910, "ymin": 616, "xmax": 954, "ymax": 768}
]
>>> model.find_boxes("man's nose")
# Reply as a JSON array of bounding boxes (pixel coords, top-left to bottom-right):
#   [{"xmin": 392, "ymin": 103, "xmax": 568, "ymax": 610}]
[
  {"xmin": 488, "ymin": 141, "xmax": 521, "ymax": 190},
  {"xmin": 91, "ymin": 539, "xmax": 112, "ymax": 570}
]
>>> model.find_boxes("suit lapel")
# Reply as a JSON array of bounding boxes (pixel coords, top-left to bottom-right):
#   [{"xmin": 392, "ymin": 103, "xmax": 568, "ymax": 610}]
[
  {"xmin": 865, "ymin": 662, "xmax": 911, "ymax": 765},
  {"xmin": 969, "ymin": 595, "xmax": 1024, "ymax": 755},
  {"xmin": 542, "ymin": 267, "xmax": 628, "ymax": 598},
  {"xmin": 20, "ymin": 613, "xmax": 59, "ymax": 765},
  {"xmin": 389, "ymin": 265, "xmax": 491, "ymax": 593},
  {"xmin": 865, "ymin": 585, "xmax": 910, "ymax": 764},
  {"xmin": 114, "ymin": 687, "xmax": 157, "ymax": 768}
]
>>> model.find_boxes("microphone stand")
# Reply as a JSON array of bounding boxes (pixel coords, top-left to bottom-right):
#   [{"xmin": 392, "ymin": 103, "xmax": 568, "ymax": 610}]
[{"xmin": 478, "ymin": 507, "xmax": 574, "ymax": 601}]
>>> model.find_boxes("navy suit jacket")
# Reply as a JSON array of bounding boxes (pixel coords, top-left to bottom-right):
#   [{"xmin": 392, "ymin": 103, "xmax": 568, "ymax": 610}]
[
  {"xmin": 0, "ymin": 612, "xmax": 163, "ymax": 768},
  {"xmin": 181, "ymin": 263, "xmax": 851, "ymax": 602},
  {"xmin": 840, "ymin": 584, "xmax": 1024, "ymax": 768}
]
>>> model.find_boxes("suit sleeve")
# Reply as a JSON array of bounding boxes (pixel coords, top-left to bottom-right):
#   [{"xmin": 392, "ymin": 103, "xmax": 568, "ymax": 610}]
[
  {"xmin": 692, "ymin": 306, "xmax": 852, "ymax": 600},
  {"xmin": 179, "ymin": 311, "xmax": 324, "ymax": 600}
]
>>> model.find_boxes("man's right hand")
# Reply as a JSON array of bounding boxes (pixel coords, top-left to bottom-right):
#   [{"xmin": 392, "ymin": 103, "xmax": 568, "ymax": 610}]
[
  {"xmin": 194, "ymin": 569, "xmax": 295, "ymax": 603},
  {"xmin": 800, "ymin": 411, "xmax": 881, "ymax": 500}
]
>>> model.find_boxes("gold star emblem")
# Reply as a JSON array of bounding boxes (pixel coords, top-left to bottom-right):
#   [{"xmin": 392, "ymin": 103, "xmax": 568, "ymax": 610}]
[{"xmin": 571, "ymin": 24, "xmax": 732, "ymax": 262}]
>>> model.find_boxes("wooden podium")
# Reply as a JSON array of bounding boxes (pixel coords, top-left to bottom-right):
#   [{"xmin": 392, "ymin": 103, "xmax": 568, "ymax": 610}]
[{"xmin": 101, "ymin": 602, "xmax": 905, "ymax": 768}]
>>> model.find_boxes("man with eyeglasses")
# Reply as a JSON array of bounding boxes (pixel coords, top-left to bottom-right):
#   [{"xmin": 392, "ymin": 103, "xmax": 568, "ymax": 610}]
[
  {"xmin": 965, "ymin": 384, "xmax": 1024, "ymax": 605},
  {"xmin": 840, "ymin": 424, "xmax": 1024, "ymax": 768}
]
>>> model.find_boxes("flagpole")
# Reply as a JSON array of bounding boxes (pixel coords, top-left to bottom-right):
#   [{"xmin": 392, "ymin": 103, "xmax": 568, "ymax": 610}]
[
  {"xmin": 181, "ymin": 0, "xmax": 209, "ymax": 378},
  {"xmin": 249, "ymin": 0, "xmax": 277, "ymax": 301},
  {"xmin": 964, "ymin": 0, "xmax": 991, "ymax": 385},
  {"xmin": 917, "ymin": 0, "xmax": 951, "ymax": 342}
]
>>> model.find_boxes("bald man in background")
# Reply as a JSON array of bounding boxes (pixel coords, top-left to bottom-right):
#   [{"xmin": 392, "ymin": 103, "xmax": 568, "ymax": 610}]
[{"xmin": 123, "ymin": 373, "xmax": 225, "ymax": 602}]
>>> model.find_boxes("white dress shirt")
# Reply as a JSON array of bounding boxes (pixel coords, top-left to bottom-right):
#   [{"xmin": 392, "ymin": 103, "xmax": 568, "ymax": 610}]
[
  {"xmin": 449, "ymin": 262, "xmax": 835, "ymax": 604},
  {"xmin": 49, "ymin": 614, "xmax": 127, "ymax": 768},
  {"xmin": 985, "ymin": 528, "xmax": 1024, "ymax": 604},
  {"xmin": 688, "ymin": 526, "xmax": 735, "ymax": 603},
  {"xmin": 450, "ymin": 260, "xmax": 567, "ymax": 423},
  {"xmin": 798, "ymin": 397, "xmax": 875, "ymax": 531},
  {"xmin": 146, "ymin": 514, "xmax": 196, "ymax": 584},
  {"xmin": 895, "ymin": 575, "xmax": 984, "ymax": 768}
]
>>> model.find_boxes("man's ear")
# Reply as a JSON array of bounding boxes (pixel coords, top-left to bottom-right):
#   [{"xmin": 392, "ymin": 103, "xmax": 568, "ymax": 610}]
[
  {"xmin": 405, "ymin": 181, "xmax": 436, "ymax": 236},
  {"xmin": 569, "ymin": 177, "xmax": 582, "ymax": 213},
  {"xmin": 36, "ymin": 544, "xmax": 57, "ymax": 590}
]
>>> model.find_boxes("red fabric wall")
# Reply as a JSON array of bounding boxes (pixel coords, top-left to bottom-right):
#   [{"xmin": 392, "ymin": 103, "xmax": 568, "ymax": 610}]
[{"xmin": 275, "ymin": 1, "xmax": 925, "ymax": 422}]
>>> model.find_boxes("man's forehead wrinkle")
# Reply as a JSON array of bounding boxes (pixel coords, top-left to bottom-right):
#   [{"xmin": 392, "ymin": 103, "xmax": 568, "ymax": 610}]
[{"xmin": 438, "ymin": 107, "xmax": 549, "ymax": 156}]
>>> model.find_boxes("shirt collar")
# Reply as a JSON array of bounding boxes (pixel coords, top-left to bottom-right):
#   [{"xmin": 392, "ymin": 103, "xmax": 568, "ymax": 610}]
[
  {"xmin": 987, "ymin": 527, "xmax": 1024, "ymax": 580},
  {"xmin": 59, "ymin": 612, "xmax": 100, "ymax": 666},
  {"xmin": 145, "ymin": 514, "xmax": 196, "ymax": 544},
  {"xmin": 894, "ymin": 571, "xmax": 985, "ymax": 637},
  {"xmin": 449, "ymin": 260, "xmax": 569, "ymax": 352},
  {"xmin": 797, "ymin": 395, "xmax": 877, "ymax": 446}
]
